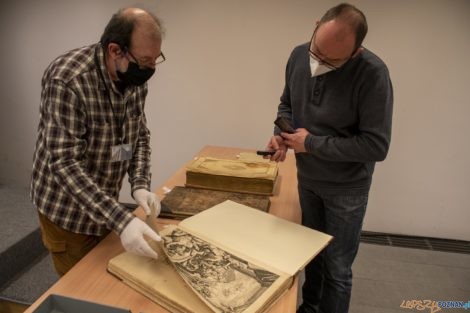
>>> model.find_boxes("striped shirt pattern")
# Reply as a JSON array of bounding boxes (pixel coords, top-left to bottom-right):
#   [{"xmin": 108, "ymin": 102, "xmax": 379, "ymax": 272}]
[{"xmin": 31, "ymin": 43, "xmax": 152, "ymax": 236}]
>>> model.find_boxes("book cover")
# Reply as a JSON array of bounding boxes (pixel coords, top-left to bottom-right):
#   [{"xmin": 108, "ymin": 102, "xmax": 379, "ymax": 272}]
[
  {"xmin": 185, "ymin": 157, "xmax": 279, "ymax": 195},
  {"xmin": 160, "ymin": 186, "xmax": 270, "ymax": 219}
]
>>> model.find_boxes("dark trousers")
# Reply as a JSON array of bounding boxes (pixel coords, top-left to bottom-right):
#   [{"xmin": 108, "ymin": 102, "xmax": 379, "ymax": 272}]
[{"xmin": 297, "ymin": 185, "xmax": 368, "ymax": 313}]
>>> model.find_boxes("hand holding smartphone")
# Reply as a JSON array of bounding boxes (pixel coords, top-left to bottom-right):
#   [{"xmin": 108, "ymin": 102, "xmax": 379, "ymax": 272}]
[{"xmin": 257, "ymin": 117, "xmax": 294, "ymax": 158}]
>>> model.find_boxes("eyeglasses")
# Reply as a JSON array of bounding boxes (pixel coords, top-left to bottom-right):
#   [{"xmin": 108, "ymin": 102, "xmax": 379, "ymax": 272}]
[
  {"xmin": 126, "ymin": 49, "xmax": 166, "ymax": 69},
  {"xmin": 309, "ymin": 49, "xmax": 339, "ymax": 70},
  {"xmin": 309, "ymin": 28, "xmax": 350, "ymax": 70}
]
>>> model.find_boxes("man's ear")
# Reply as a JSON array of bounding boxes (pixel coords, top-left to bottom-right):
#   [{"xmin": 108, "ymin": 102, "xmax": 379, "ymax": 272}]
[
  {"xmin": 351, "ymin": 47, "xmax": 364, "ymax": 58},
  {"xmin": 107, "ymin": 43, "xmax": 123, "ymax": 59}
]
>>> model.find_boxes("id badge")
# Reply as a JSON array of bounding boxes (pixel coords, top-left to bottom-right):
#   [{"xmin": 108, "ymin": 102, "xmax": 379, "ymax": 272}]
[{"xmin": 111, "ymin": 144, "xmax": 133, "ymax": 162}]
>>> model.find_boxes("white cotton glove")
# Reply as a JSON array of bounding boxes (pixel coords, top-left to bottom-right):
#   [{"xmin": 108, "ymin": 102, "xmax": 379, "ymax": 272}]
[
  {"xmin": 120, "ymin": 217, "xmax": 161, "ymax": 259},
  {"xmin": 133, "ymin": 189, "xmax": 161, "ymax": 217}
]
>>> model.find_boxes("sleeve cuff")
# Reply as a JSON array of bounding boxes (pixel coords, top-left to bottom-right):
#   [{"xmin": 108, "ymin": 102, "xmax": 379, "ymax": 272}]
[
  {"xmin": 305, "ymin": 134, "xmax": 315, "ymax": 153},
  {"xmin": 131, "ymin": 179, "xmax": 151, "ymax": 195},
  {"xmin": 108, "ymin": 204, "xmax": 136, "ymax": 235}
]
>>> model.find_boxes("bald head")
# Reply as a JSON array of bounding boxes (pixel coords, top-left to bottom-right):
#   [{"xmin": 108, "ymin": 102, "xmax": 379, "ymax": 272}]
[
  {"xmin": 318, "ymin": 3, "xmax": 368, "ymax": 51},
  {"xmin": 100, "ymin": 7, "xmax": 164, "ymax": 51},
  {"xmin": 309, "ymin": 3, "xmax": 367, "ymax": 69},
  {"xmin": 315, "ymin": 19, "xmax": 357, "ymax": 60},
  {"xmin": 120, "ymin": 8, "xmax": 162, "ymax": 41},
  {"xmin": 100, "ymin": 7, "xmax": 164, "ymax": 82}
]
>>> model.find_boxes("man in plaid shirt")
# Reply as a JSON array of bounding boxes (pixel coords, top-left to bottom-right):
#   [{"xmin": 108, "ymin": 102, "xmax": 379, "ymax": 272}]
[{"xmin": 31, "ymin": 7, "xmax": 165, "ymax": 275}]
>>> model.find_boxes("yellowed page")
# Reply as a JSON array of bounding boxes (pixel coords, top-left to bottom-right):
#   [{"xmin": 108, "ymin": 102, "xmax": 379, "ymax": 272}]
[
  {"xmin": 180, "ymin": 200, "xmax": 332, "ymax": 276},
  {"xmin": 108, "ymin": 246, "xmax": 213, "ymax": 313}
]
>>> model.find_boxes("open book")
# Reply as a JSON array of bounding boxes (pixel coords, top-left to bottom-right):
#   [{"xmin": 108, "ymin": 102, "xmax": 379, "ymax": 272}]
[{"xmin": 108, "ymin": 201, "xmax": 332, "ymax": 313}]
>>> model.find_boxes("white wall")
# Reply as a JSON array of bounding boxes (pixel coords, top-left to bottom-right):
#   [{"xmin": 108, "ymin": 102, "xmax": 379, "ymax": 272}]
[{"xmin": 1, "ymin": 0, "xmax": 469, "ymax": 241}]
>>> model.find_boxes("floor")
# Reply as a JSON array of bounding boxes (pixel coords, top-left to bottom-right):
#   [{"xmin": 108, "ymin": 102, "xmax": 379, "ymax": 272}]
[
  {"xmin": 297, "ymin": 242, "xmax": 470, "ymax": 313},
  {"xmin": 0, "ymin": 184, "xmax": 38, "ymax": 256},
  {"xmin": 0, "ymin": 183, "xmax": 59, "ymax": 313}
]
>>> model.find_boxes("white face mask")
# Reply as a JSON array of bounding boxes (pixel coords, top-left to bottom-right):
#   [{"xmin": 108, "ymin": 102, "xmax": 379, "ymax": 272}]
[{"xmin": 309, "ymin": 55, "xmax": 334, "ymax": 77}]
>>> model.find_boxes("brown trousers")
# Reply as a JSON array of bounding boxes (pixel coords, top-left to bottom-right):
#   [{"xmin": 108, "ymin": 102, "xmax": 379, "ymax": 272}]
[{"xmin": 38, "ymin": 213, "xmax": 108, "ymax": 276}]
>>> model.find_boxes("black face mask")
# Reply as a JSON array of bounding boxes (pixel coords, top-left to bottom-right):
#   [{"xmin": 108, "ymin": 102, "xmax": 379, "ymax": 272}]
[{"xmin": 116, "ymin": 61, "xmax": 155, "ymax": 87}]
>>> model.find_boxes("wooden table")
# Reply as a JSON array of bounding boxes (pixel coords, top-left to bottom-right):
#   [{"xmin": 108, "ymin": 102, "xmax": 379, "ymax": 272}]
[{"xmin": 25, "ymin": 145, "xmax": 301, "ymax": 313}]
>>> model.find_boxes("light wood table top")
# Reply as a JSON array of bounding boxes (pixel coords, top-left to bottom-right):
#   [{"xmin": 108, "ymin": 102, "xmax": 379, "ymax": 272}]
[{"xmin": 25, "ymin": 145, "xmax": 301, "ymax": 313}]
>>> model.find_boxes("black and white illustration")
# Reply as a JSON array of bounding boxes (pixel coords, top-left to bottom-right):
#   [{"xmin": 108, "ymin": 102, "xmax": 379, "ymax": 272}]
[{"xmin": 162, "ymin": 227, "xmax": 279, "ymax": 313}]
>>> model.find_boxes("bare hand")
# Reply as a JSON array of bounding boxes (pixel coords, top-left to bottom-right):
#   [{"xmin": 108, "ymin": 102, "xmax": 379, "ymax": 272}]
[
  {"xmin": 280, "ymin": 128, "xmax": 309, "ymax": 153},
  {"xmin": 266, "ymin": 135, "xmax": 288, "ymax": 162}
]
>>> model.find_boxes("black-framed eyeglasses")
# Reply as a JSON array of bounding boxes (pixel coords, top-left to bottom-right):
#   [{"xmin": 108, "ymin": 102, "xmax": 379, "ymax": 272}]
[
  {"xmin": 126, "ymin": 49, "xmax": 166, "ymax": 69},
  {"xmin": 309, "ymin": 48, "xmax": 339, "ymax": 70},
  {"xmin": 308, "ymin": 27, "xmax": 349, "ymax": 70}
]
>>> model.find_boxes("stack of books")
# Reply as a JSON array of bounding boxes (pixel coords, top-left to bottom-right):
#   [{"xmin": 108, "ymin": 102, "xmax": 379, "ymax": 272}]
[{"xmin": 159, "ymin": 154, "xmax": 279, "ymax": 220}]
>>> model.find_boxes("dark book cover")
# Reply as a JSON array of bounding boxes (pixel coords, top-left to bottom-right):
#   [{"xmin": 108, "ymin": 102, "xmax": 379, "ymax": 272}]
[{"xmin": 160, "ymin": 186, "xmax": 270, "ymax": 219}]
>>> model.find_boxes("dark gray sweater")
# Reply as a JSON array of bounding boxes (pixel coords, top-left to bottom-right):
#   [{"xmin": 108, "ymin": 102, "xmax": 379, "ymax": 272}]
[{"xmin": 277, "ymin": 43, "xmax": 393, "ymax": 194}]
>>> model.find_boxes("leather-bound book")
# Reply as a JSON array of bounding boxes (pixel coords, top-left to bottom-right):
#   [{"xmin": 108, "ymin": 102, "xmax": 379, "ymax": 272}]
[{"xmin": 160, "ymin": 186, "xmax": 270, "ymax": 219}]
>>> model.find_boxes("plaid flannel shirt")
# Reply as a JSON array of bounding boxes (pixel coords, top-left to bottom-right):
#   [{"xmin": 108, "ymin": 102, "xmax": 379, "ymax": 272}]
[{"xmin": 31, "ymin": 43, "xmax": 152, "ymax": 236}]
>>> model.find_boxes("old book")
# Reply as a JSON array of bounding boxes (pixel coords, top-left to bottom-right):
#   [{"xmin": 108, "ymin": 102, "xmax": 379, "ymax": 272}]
[
  {"xmin": 185, "ymin": 157, "xmax": 279, "ymax": 195},
  {"xmin": 160, "ymin": 186, "xmax": 270, "ymax": 219},
  {"xmin": 108, "ymin": 201, "xmax": 332, "ymax": 313}
]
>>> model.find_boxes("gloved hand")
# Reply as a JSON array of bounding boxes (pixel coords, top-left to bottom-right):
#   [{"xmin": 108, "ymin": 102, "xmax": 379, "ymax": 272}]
[
  {"xmin": 133, "ymin": 189, "xmax": 161, "ymax": 217},
  {"xmin": 120, "ymin": 217, "xmax": 161, "ymax": 259}
]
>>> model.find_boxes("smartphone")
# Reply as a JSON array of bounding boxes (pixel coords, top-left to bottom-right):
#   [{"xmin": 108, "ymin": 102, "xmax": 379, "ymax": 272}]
[
  {"xmin": 256, "ymin": 150, "xmax": 276, "ymax": 156},
  {"xmin": 274, "ymin": 116, "xmax": 295, "ymax": 134}
]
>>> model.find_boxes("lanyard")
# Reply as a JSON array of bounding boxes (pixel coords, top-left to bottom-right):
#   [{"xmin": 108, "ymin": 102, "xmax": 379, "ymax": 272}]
[{"xmin": 94, "ymin": 46, "xmax": 127, "ymax": 144}]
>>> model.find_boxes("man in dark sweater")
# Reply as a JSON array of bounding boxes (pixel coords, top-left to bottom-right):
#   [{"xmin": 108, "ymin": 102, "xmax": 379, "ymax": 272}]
[{"xmin": 266, "ymin": 3, "xmax": 393, "ymax": 313}]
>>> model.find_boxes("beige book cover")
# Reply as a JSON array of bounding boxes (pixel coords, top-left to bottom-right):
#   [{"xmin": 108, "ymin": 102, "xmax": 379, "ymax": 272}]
[
  {"xmin": 108, "ymin": 201, "xmax": 332, "ymax": 313},
  {"xmin": 187, "ymin": 157, "xmax": 278, "ymax": 179},
  {"xmin": 185, "ymin": 157, "xmax": 279, "ymax": 195},
  {"xmin": 237, "ymin": 152, "xmax": 271, "ymax": 163}
]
